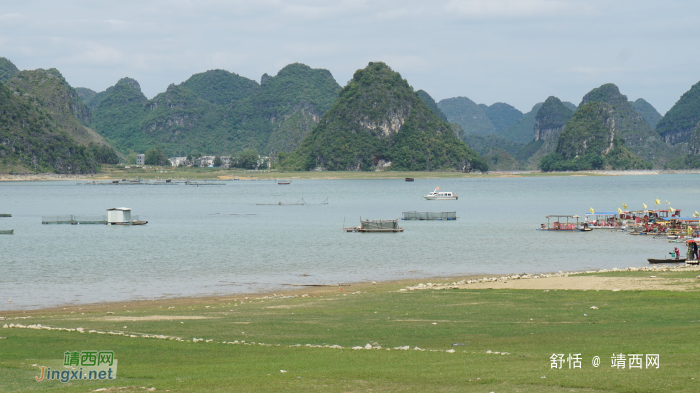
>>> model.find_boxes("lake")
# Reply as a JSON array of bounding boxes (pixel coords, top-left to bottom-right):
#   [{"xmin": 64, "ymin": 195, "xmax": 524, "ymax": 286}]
[{"xmin": 0, "ymin": 174, "xmax": 696, "ymax": 311}]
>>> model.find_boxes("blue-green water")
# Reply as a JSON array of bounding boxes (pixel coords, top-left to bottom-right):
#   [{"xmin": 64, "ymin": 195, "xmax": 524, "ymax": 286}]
[{"xmin": 0, "ymin": 175, "xmax": 696, "ymax": 310}]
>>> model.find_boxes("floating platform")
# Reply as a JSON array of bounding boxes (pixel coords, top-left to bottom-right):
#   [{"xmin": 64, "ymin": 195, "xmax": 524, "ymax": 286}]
[
  {"xmin": 42, "ymin": 215, "xmax": 144, "ymax": 225},
  {"xmin": 344, "ymin": 227, "xmax": 404, "ymax": 233},
  {"xmin": 402, "ymin": 211, "xmax": 456, "ymax": 220},
  {"xmin": 0, "ymin": 229, "xmax": 13, "ymax": 234},
  {"xmin": 345, "ymin": 219, "xmax": 403, "ymax": 233},
  {"xmin": 185, "ymin": 181, "xmax": 226, "ymax": 186},
  {"xmin": 0, "ymin": 214, "xmax": 11, "ymax": 217}
]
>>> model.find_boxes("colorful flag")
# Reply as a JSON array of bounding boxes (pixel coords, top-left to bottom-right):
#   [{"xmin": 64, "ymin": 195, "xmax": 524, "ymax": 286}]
[
  {"xmin": 622, "ymin": 203, "xmax": 628, "ymax": 209},
  {"xmin": 643, "ymin": 203, "xmax": 647, "ymax": 210},
  {"xmin": 655, "ymin": 199, "xmax": 660, "ymax": 205},
  {"xmin": 618, "ymin": 208, "xmax": 623, "ymax": 214},
  {"xmin": 694, "ymin": 211, "xmax": 699, "ymax": 218},
  {"xmin": 590, "ymin": 207, "xmax": 595, "ymax": 214}
]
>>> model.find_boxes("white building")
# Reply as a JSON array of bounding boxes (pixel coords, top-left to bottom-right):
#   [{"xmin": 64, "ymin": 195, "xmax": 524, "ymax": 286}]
[
  {"xmin": 169, "ymin": 157, "xmax": 188, "ymax": 167},
  {"xmin": 136, "ymin": 154, "xmax": 145, "ymax": 165},
  {"xmin": 107, "ymin": 207, "xmax": 132, "ymax": 225},
  {"xmin": 220, "ymin": 156, "xmax": 231, "ymax": 168},
  {"xmin": 197, "ymin": 156, "xmax": 215, "ymax": 167}
]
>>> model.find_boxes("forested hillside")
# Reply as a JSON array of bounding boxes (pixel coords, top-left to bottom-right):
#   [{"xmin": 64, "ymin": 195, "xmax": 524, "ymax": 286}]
[
  {"xmin": 437, "ymin": 97, "xmax": 495, "ymax": 136},
  {"xmin": 85, "ymin": 63, "xmax": 341, "ymax": 156},
  {"xmin": 279, "ymin": 62, "xmax": 487, "ymax": 172},
  {"xmin": 656, "ymin": 81, "xmax": 700, "ymax": 145},
  {"xmin": 0, "ymin": 83, "xmax": 101, "ymax": 173},
  {"xmin": 539, "ymin": 101, "xmax": 651, "ymax": 171},
  {"xmin": 630, "ymin": 98, "xmax": 661, "ymax": 129}
]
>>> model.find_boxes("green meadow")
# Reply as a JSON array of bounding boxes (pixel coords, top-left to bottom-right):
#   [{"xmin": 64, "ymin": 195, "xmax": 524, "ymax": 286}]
[
  {"xmin": 1, "ymin": 270, "xmax": 698, "ymax": 392},
  {"xmin": 87, "ymin": 164, "xmax": 604, "ymax": 181}
]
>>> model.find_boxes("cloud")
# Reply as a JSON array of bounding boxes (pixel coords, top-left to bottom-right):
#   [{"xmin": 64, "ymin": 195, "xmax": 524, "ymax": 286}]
[
  {"xmin": 443, "ymin": 0, "xmax": 582, "ymax": 19},
  {"xmin": 376, "ymin": 55, "xmax": 430, "ymax": 74},
  {"xmin": 210, "ymin": 52, "xmax": 251, "ymax": 70},
  {"xmin": 563, "ymin": 66, "xmax": 658, "ymax": 74},
  {"xmin": 0, "ymin": 12, "xmax": 21, "ymax": 21},
  {"xmin": 104, "ymin": 19, "xmax": 129, "ymax": 28},
  {"xmin": 62, "ymin": 42, "xmax": 124, "ymax": 65}
]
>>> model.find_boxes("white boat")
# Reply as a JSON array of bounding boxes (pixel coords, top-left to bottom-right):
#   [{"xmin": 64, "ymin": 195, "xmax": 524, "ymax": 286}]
[{"xmin": 423, "ymin": 187, "xmax": 457, "ymax": 200}]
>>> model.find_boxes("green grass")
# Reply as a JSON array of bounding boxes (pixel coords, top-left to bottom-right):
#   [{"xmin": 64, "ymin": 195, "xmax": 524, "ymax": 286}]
[
  {"xmin": 86, "ymin": 164, "xmax": 605, "ymax": 181},
  {"xmin": 2, "ymin": 274, "xmax": 699, "ymax": 392}
]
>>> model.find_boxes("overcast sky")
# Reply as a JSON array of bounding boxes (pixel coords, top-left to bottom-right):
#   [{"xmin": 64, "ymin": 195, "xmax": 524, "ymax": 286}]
[{"xmin": 1, "ymin": 0, "xmax": 699, "ymax": 114}]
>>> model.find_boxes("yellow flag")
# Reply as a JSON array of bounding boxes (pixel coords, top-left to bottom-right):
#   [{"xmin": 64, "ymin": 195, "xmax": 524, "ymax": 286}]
[
  {"xmin": 589, "ymin": 207, "xmax": 595, "ymax": 214},
  {"xmin": 655, "ymin": 199, "xmax": 660, "ymax": 205},
  {"xmin": 643, "ymin": 203, "xmax": 647, "ymax": 210},
  {"xmin": 666, "ymin": 200, "xmax": 670, "ymax": 205},
  {"xmin": 622, "ymin": 203, "xmax": 628, "ymax": 209},
  {"xmin": 670, "ymin": 207, "xmax": 675, "ymax": 214},
  {"xmin": 694, "ymin": 211, "xmax": 699, "ymax": 218},
  {"xmin": 617, "ymin": 208, "xmax": 623, "ymax": 214}
]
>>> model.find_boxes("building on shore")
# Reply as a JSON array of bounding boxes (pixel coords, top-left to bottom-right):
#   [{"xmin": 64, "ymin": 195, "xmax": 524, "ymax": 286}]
[
  {"xmin": 136, "ymin": 154, "xmax": 145, "ymax": 165},
  {"xmin": 169, "ymin": 157, "xmax": 188, "ymax": 167}
]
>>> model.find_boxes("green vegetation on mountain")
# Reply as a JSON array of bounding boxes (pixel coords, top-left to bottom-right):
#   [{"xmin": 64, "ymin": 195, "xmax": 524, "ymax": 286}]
[
  {"xmin": 180, "ymin": 69, "xmax": 258, "ymax": 106},
  {"xmin": 630, "ymin": 98, "xmax": 661, "ymax": 129},
  {"xmin": 416, "ymin": 90, "xmax": 447, "ymax": 122},
  {"xmin": 539, "ymin": 101, "xmax": 651, "ymax": 171},
  {"xmin": 437, "ymin": 97, "xmax": 495, "ymax": 136},
  {"xmin": 0, "ymin": 83, "xmax": 100, "ymax": 173},
  {"xmin": 75, "ymin": 87, "xmax": 97, "ymax": 105},
  {"xmin": 463, "ymin": 134, "xmax": 524, "ymax": 158},
  {"xmin": 88, "ymin": 63, "xmax": 341, "ymax": 156},
  {"xmin": 656, "ymin": 81, "xmax": 700, "ymax": 144},
  {"xmin": 0, "ymin": 57, "xmax": 19, "ymax": 84},
  {"xmin": 666, "ymin": 121, "xmax": 700, "ymax": 169},
  {"xmin": 90, "ymin": 78, "xmax": 150, "ymax": 153},
  {"xmin": 6, "ymin": 68, "xmax": 113, "ymax": 148},
  {"xmin": 517, "ymin": 97, "xmax": 574, "ymax": 169},
  {"xmin": 555, "ymin": 101, "xmax": 614, "ymax": 160},
  {"xmin": 279, "ymin": 62, "xmax": 487, "ymax": 172},
  {"xmin": 514, "ymin": 140, "xmax": 544, "ymax": 162},
  {"xmin": 480, "ymin": 102, "xmax": 523, "ymax": 133},
  {"xmin": 534, "ymin": 96, "xmax": 573, "ymax": 142},
  {"xmin": 576, "ymin": 83, "xmax": 672, "ymax": 165},
  {"xmin": 498, "ymin": 103, "xmax": 542, "ymax": 144},
  {"xmin": 562, "ymin": 101, "xmax": 577, "ymax": 111},
  {"xmin": 482, "ymin": 147, "xmax": 521, "ymax": 170}
]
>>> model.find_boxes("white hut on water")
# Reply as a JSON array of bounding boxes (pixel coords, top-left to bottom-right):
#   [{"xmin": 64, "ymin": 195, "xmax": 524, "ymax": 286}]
[{"xmin": 107, "ymin": 207, "xmax": 132, "ymax": 225}]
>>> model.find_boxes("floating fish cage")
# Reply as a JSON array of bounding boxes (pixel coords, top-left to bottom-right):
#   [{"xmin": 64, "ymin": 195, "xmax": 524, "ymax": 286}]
[
  {"xmin": 402, "ymin": 211, "xmax": 457, "ymax": 220},
  {"xmin": 42, "ymin": 215, "xmax": 141, "ymax": 225},
  {"xmin": 42, "ymin": 215, "xmax": 109, "ymax": 224},
  {"xmin": 345, "ymin": 219, "xmax": 403, "ymax": 232}
]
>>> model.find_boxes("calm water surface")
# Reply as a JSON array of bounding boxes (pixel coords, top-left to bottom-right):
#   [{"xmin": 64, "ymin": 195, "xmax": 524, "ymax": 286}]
[{"xmin": 1, "ymin": 175, "xmax": 697, "ymax": 310}]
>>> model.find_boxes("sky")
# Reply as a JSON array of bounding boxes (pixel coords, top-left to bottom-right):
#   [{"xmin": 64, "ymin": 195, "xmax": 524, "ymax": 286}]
[{"xmin": 1, "ymin": 0, "xmax": 699, "ymax": 114}]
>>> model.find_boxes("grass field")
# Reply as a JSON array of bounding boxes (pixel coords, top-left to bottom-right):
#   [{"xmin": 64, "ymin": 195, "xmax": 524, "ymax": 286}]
[
  {"xmin": 1, "ymin": 270, "xmax": 699, "ymax": 392},
  {"xmin": 82, "ymin": 165, "xmax": 605, "ymax": 181}
]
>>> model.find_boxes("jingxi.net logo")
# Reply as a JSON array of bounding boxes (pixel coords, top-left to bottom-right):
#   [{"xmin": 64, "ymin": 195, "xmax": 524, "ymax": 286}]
[{"xmin": 35, "ymin": 350, "xmax": 117, "ymax": 382}]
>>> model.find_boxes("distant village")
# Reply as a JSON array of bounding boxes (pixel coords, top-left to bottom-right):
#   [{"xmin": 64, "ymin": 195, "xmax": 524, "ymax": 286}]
[{"xmin": 134, "ymin": 154, "xmax": 270, "ymax": 169}]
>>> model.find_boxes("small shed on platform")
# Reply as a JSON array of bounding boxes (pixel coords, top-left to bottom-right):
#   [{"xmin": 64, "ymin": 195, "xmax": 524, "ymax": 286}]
[{"xmin": 107, "ymin": 207, "xmax": 132, "ymax": 224}]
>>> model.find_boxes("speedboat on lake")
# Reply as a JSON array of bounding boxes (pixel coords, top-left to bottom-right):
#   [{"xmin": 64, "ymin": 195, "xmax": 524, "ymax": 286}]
[{"xmin": 424, "ymin": 187, "xmax": 457, "ymax": 200}]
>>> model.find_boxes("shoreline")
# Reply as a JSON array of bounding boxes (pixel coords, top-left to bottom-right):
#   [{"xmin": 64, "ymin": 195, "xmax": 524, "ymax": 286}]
[
  {"xmin": 3, "ymin": 264, "xmax": 698, "ymax": 317},
  {"xmin": 3, "ymin": 169, "xmax": 700, "ymax": 182}
]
